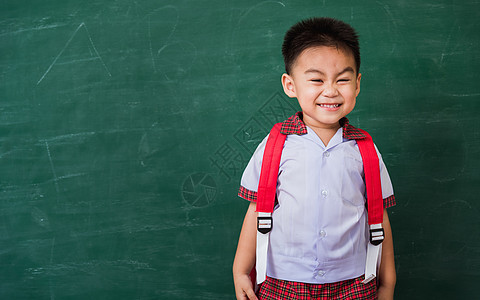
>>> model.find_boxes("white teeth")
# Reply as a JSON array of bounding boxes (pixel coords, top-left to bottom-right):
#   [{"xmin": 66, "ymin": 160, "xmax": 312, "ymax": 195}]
[{"xmin": 318, "ymin": 104, "xmax": 340, "ymax": 108}]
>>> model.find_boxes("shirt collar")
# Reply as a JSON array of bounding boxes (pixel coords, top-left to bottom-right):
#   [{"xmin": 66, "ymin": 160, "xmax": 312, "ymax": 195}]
[{"xmin": 280, "ymin": 112, "xmax": 367, "ymax": 140}]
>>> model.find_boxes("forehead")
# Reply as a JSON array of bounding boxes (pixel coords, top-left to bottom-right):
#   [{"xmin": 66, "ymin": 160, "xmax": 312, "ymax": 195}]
[{"xmin": 292, "ymin": 46, "xmax": 357, "ymax": 74}]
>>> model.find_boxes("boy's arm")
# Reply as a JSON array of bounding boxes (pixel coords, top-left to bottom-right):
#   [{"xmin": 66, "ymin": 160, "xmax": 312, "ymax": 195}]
[
  {"xmin": 233, "ymin": 202, "xmax": 258, "ymax": 300},
  {"xmin": 377, "ymin": 209, "xmax": 396, "ymax": 300}
]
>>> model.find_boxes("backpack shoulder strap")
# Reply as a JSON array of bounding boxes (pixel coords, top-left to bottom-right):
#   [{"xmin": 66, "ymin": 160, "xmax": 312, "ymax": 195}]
[
  {"xmin": 253, "ymin": 123, "xmax": 286, "ymax": 286},
  {"xmin": 256, "ymin": 122, "xmax": 287, "ymax": 214},
  {"xmin": 356, "ymin": 129, "xmax": 387, "ymax": 283},
  {"xmin": 356, "ymin": 129, "xmax": 384, "ymax": 245}
]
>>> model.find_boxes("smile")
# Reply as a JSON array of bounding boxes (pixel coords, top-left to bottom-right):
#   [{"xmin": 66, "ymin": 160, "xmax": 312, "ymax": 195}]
[{"xmin": 318, "ymin": 104, "xmax": 341, "ymax": 108}]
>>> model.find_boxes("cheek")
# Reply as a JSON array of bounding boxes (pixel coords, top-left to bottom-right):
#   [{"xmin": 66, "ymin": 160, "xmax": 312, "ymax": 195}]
[
  {"xmin": 343, "ymin": 85, "xmax": 359, "ymax": 98},
  {"xmin": 340, "ymin": 88, "xmax": 358, "ymax": 111},
  {"xmin": 294, "ymin": 87, "xmax": 313, "ymax": 100},
  {"xmin": 303, "ymin": 85, "xmax": 322, "ymax": 96}
]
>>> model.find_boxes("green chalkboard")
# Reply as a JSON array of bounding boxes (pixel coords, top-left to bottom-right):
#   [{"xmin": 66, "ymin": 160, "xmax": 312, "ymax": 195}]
[{"xmin": 1, "ymin": 0, "xmax": 479, "ymax": 299}]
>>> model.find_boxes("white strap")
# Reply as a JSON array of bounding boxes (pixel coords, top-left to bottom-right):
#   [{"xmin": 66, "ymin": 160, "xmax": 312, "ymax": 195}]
[
  {"xmin": 363, "ymin": 223, "xmax": 383, "ymax": 284},
  {"xmin": 256, "ymin": 230, "xmax": 269, "ymax": 285},
  {"xmin": 362, "ymin": 242, "xmax": 382, "ymax": 284}
]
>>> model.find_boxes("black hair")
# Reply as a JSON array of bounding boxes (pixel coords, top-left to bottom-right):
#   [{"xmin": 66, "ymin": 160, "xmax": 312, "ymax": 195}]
[{"xmin": 282, "ymin": 17, "xmax": 360, "ymax": 74}]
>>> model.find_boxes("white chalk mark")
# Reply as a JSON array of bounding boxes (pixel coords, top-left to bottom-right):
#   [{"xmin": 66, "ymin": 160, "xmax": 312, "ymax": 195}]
[
  {"xmin": 57, "ymin": 173, "xmax": 87, "ymax": 180},
  {"xmin": 147, "ymin": 5, "xmax": 179, "ymax": 73},
  {"xmin": 148, "ymin": 16, "xmax": 157, "ymax": 73},
  {"xmin": 0, "ymin": 150, "xmax": 15, "ymax": 159},
  {"xmin": 55, "ymin": 57, "xmax": 101, "ymax": 65},
  {"xmin": 153, "ymin": 6, "xmax": 179, "ymax": 43},
  {"xmin": 49, "ymin": 237, "xmax": 56, "ymax": 300},
  {"xmin": 37, "ymin": 22, "xmax": 111, "ymax": 85},
  {"xmin": 37, "ymin": 23, "xmax": 83, "ymax": 85},
  {"xmin": 44, "ymin": 141, "xmax": 60, "ymax": 195},
  {"xmin": 376, "ymin": 1, "xmax": 398, "ymax": 56},
  {"xmin": 0, "ymin": 24, "xmax": 63, "ymax": 37},
  {"xmin": 50, "ymin": 237, "xmax": 56, "ymax": 264},
  {"xmin": 440, "ymin": 21, "xmax": 457, "ymax": 64},
  {"xmin": 230, "ymin": 1, "xmax": 285, "ymax": 53},
  {"xmin": 449, "ymin": 93, "xmax": 480, "ymax": 97},
  {"xmin": 239, "ymin": 1, "xmax": 286, "ymax": 24},
  {"xmin": 82, "ymin": 23, "xmax": 111, "ymax": 77},
  {"xmin": 157, "ymin": 44, "xmax": 169, "ymax": 56},
  {"xmin": 40, "ymin": 131, "xmax": 96, "ymax": 143},
  {"xmin": 156, "ymin": 41, "xmax": 198, "ymax": 81}
]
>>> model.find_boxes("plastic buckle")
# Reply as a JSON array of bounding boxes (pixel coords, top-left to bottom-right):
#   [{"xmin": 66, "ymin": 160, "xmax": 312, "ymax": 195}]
[
  {"xmin": 369, "ymin": 224, "xmax": 384, "ymax": 246},
  {"xmin": 257, "ymin": 212, "xmax": 272, "ymax": 234}
]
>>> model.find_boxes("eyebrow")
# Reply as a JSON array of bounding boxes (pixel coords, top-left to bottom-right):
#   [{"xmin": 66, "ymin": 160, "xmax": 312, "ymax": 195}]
[{"xmin": 305, "ymin": 67, "xmax": 355, "ymax": 76}]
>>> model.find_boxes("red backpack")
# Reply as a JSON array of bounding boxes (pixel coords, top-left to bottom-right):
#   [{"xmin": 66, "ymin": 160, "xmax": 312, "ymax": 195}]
[{"xmin": 252, "ymin": 122, "xmax": 385, "ymax": 287}]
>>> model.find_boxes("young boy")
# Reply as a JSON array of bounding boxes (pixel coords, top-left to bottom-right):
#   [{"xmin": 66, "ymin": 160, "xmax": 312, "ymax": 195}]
[{"xmin": 233, "ymin": 18, "xmax": 396, "ymax": 299}]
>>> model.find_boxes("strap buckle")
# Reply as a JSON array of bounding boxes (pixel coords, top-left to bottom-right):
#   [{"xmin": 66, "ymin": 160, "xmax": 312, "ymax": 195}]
[
  {"xmin": 257, "ymin": 212, "xmax": 272, "ymax": 234},
  {"xmin": 369, "ymin": 224, "xmax": 384, "ymax": 246}
]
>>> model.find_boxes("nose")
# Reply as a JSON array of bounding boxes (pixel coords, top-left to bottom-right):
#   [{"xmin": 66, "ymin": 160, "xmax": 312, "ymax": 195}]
[{"xmin": 322, "ymin": 83, "xmax": 338, "ymax": 97}]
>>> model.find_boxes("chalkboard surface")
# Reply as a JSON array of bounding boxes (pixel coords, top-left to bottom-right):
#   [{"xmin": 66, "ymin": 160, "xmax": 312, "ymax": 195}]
[{"xmin": 1, "ymin": 0, "xmax": 479, "ymax": 299}]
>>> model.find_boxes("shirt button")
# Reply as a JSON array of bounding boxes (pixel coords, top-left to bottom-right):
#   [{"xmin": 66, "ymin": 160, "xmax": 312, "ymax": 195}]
[
  {"xmin": 321, "ymin": 190, "xmax": 328, "ymax": 197},
  {"xmin": 320, "ymin": 230, "xmax": 327, "ymax": 237},
  {"xmin": 324, "ymin": 151, "xmax": 330, "ymax": 157},
  {"xmin": 318, "ymin": 270, "xmax": 326, "ymax": 277}
]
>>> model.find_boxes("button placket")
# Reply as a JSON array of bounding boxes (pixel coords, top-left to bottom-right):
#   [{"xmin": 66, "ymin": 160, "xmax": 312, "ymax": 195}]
[{"xmin": 321, "ymin": 189, "xmax": 328, "ymax": 198}]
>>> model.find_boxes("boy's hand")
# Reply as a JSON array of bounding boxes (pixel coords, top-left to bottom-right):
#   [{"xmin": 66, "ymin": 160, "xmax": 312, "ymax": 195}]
[{"xmin": 233, "ymin": 273, "xmax": 258, "ymax": 300}]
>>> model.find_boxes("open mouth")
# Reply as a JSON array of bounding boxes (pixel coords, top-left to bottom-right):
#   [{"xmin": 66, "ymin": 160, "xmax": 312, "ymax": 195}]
[{"xmin": 317, "ymin": 103, "xmax": 341, "ymax": 108}]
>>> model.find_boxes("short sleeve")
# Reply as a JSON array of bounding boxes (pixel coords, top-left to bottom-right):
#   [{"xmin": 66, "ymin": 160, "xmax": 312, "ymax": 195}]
[
  {"xmin": 238, "ymin": 135, "xmax": 269, "ymax": 202},
  {"xmin": 376, "ymin": 145, "xmax": 396, "ymax": 208}
]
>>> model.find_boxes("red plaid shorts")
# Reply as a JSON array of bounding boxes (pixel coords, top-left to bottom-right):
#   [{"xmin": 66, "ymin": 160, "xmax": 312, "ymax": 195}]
[{"xmin": 258, "ymin": 275, "xmax": 377, "ymax": 300}]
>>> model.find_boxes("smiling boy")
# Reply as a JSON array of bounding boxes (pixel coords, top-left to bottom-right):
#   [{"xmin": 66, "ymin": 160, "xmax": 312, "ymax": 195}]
[
  {"xmin": 282, "ymin": 45, "xmax": 360, "ymax": 145},
  {"xmin": 233, "ymin": 18, "xmax": 396, "ymax": 299}
]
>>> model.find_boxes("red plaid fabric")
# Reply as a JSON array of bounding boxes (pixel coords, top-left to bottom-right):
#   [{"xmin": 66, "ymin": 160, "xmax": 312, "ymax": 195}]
[
  {"xmin": 280, "ymin": 112, "xmax": 308, "ymax": 135},
  {"xmin": 258, "ymin": 276, "xmax": 377, "ymax": 300},
  {"xmin": 384, "ymin": 195, "xmax": 396, "ymax": 208},
  {"xmin": 238, "ymin": 185, "xmax": 257, "ymax": 202},
  {"xmin": 280, "ymin": 112, "xmax": 367, "ymax": 140}
]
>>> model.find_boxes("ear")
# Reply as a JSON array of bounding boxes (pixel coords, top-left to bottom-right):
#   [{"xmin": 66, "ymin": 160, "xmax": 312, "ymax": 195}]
[
  {"xmin": 355, "ymin": 73, "xmax": 362, "ymax": 97},
  {"xmin": 281, "ymin": 73, "xmax": 297, "ymax": 98}
]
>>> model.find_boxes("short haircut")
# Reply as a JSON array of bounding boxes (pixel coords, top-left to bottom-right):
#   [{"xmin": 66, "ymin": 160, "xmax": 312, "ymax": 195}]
[{"xmin": 282, "ymin": 17, "xmax": 360, "ymax": 74}]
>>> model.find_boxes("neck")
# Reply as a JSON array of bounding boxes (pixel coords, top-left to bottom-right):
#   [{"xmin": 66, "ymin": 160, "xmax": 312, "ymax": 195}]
[
  {"xmin": 310, "ymin": 125, "xmax": 340, "ymax": 146},
  {"xmin": 299, "ymin": 113, "xmax": 342, "ymax": 146}
]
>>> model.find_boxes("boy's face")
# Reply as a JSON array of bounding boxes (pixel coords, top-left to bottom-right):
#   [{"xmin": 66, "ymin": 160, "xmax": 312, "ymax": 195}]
[{"xmin": 282, "ymin": 46, "xmax": 361, "ymax": 131}]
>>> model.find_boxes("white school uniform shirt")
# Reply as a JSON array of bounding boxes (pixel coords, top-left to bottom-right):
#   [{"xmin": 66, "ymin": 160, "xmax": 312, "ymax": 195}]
[{"xmin": 239, "ymin": 112, "xmax": 395, "ymax": 284}]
